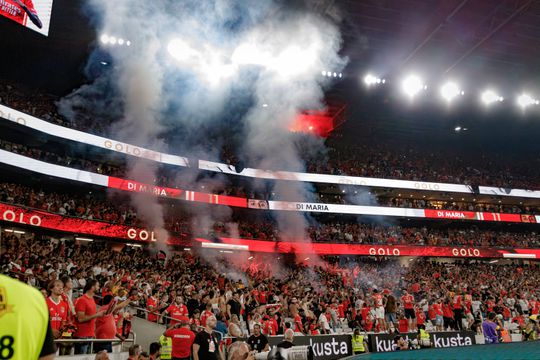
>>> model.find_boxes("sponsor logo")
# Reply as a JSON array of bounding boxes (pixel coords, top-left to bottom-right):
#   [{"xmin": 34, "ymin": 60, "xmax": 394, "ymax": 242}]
[
  {"xmin": 374, "ymin": 335, "xmax": 412, "ymax": 352},
  {"xmin": 432, "ymin": 333, "xmax": 473, "ymax": 348},
  {"xmin": 104, "ymin": 140, "xmax": 162, "ymax": 162},
  {"xmin": 0, "ymin": 108, "xmax": 27, "ymax": 126},
  {"xmin": 308, "ymin": 337, "xmax": 349, "ymax": 357},
  {"xmin": 415, "ymin": 182, "xmax": 440, "ymax": 190},
  {"xmin": 127, "ymin": 228, "xmax": 157, "ymax": 241},
  {"xmin": 452, "ymin": 248, "xmax": 481, "ymax": 257},
  {"xmin": 369, "ymin": 247, "xmax": 400, "ymax": 256},
  {"xmin": 370, "ymin": 332, "xmax": 475, "ymax": 352},
  {"xmin": 1, "ymin": 209, "xmax": 42, "ymax": 226}
]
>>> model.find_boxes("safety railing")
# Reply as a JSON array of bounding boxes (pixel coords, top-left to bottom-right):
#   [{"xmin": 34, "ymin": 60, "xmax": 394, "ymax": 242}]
[{"xmin": 54, "ymin": 331, "xmax": 136, "ymax": 355}]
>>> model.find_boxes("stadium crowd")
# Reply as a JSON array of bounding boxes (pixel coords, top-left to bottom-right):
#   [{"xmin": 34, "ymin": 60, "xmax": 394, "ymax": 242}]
[
  {"xmin": 1, "ymin": 82, "xmax": 540, "ymax": 191},
  {"xmin": 1, "ymin": 235, "xmax": 539, "ymax": 355},
  {"xmin": 1, "ymin": 182, "xmax": 539, "ymax": 248}
]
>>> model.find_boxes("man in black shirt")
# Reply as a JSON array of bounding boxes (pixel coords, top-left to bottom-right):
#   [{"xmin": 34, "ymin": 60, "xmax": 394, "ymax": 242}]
[
  {"xmin": 193, "ymin": 315, "xmax": 222, "ymax": 360},
  {"xmin": 277, "ymin": 329, "xmax": 294, "ymax": 349},
  {"xmin": 247, "ymin": 324, "xmax": 269, "ymax": 353},
  {"xmin": 187, "ymin": 292, "xmax": 201, "ymax": 317},
  {"xmin": 227, "ymin": 292, "xmax": 242, "ymax": 319}
]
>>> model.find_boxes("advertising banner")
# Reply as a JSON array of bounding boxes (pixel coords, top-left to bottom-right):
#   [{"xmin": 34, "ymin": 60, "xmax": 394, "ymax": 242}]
[
  {"xmin": 1, "ymin": 201, "xmax": 538, "ymax": 259},
  {"xmin": 268, "ymin": 335, "xmax": 351, "ymax": 360},
  {"xmin": 368, "ymin": 331, "xmax": 476, "ymax": 352},
  {"xmin": 1, "ymin": 149, "xmax": 539, "ymax": 226},
  {"xmin": 0, "ymin": 202, "xmax": 189, "ymax": 244},
  {"xmin": 195, "ymin": 237, "xmax": 540, "ymax": 259},
  {"xmin": 0, "ymin": 0, "xmax": 53, "ymax": 36}
]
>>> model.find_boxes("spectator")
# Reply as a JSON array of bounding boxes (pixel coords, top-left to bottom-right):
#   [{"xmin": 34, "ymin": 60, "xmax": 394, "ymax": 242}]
[
  {"xmin": 247, "ymin": 323, "xmax": 269, "ymax": 353},
  {"xmin": 277, "ymin": 329, "xmax": 295, "ymax": 349},
  {"xmin": 193, "ymin": 316, "xmax": 222, "ymax": 360},
  {"xmin": 482, "ymin": 312, "xmax": 499, "ymax": 344},
  {"xmin": 164, "ymin": 316, "xmax": 196, "ymax": 360},
  {"xmin": 74, "ymin": 279, "xmax": 105, "ymax": 354},
  {"xmin": 149, "ymin": 342, "xmax": 162, "ymax": 360}
]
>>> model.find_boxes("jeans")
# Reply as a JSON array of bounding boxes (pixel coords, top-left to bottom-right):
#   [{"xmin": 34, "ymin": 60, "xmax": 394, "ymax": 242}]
[{"xmin": 74, "ymin": 337, "xmax": 94, "ymax": 354}]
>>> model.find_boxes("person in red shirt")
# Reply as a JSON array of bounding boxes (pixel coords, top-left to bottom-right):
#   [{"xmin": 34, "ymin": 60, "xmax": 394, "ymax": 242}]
[
  {"xmin": 453, "ymin": 292, "xmax": 464, "ymax": 331},
  {"xmin": 415, "ymin": 306, "xmax": 426, "ymax": 327},
  {"xmin": 0, "ymin": 0, "xmax": 42, "ymax": 29},
  {"xmin": 147, "ymin": 290, "xmax": 159, "ymax": 322},
  {"xmin": 263, "ymin": 315, "xmax": 278, "ymax": 336},
  {"xmin": 201, "ymin": 303, "xmax": 214, "ymax": 327},
  {"xmin": 95, "ymin": 294, "xmax": 131, "ymax": 353},
  {"xmin": 398, "ymin": 314, "xmax": 409, "ymax": 333},
  {"xmin": 432, "ymin": 300, "xmax": 444, "ymax": 331},
  {"xmin": 165, "ymin": 316, "xmax": 196, "ymax": 360},
  {"xmin": 442, "ymin": 301, "xmax": 455, "ymax": 331},
  {"xmin": 46, "ymin": 279, "xmax": 68, "ymax": 338},
  {"xmin": 294, "ymin": 312, "xmax": 304, "ymax": 334},
  {"xmin": 74, "ymin": 279, "xmax": 105, "ymax": 354},
  {"xmin": 401, "ymin": 290, "xmax": 416, "ymax": 332},
  {"xmin": 163, "ymin": 296, "xmax": 189, "ymax": 326}
]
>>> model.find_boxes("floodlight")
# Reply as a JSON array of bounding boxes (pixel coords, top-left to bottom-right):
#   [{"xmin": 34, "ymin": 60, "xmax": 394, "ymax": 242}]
[
  {"xmin": 441, "ymin": 82, "xmax": 462, "ymax": 102},
  {"xmin": 321, "ymin": 71, "xmax": 326, "ymax": 76},
  {"xmin": 100, "ymin": 34, "xmax": 109, "ymax": 44},
  {"xmin": 167, "ymin": 38, "xmax": 199, "ymax": 62},
  {"xmin": 118, "ymin": 38, "xmax": 124, "ymax": 45},
  {"xmin": 402, "ymin": 75, "xmax": 424, "ymax": 97},
  {"xmin": 126, "ymin": 41, "xmax": 131, "ymax": 46},
  {"xmin": 109, "ymin": 36, "xmax": 117, "ymax": 45},
  {"xmin": 517, "ymin": 94, "xmax": 538, "ymax": 108},
  {"xmin": 481, "ymin": 90, "xmax": 503, "ymax": 105},
  {"xmin": 364, "ymin": 74, "xmax": 383, "ymax": 86}
]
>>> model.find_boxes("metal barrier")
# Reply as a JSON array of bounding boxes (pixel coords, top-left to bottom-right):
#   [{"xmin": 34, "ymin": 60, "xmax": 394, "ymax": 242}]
[{"xmin": 54, "ymin": 332, "xmax": 136, "ymax": 355}]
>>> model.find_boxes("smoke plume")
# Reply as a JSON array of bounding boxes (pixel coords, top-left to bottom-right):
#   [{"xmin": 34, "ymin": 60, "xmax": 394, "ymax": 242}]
[{"xmin": 59, "ymin": 0, "xmax": 346, "ymax": 263}]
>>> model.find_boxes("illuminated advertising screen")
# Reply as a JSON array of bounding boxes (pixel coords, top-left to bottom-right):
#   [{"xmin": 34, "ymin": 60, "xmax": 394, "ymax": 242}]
[{"xmin": 0, "ymin": 0, "xmax": 53, "ymax": 36}]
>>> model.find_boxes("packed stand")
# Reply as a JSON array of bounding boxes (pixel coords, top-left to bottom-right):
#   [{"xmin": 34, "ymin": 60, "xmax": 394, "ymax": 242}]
[{"xmin": 1, "ymin": 235, "xmax": 539, "ymax": 355}]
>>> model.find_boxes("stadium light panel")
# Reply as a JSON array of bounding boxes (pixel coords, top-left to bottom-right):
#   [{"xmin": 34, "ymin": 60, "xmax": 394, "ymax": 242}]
[
  {"xmin": 109, "ymin": 36, "xmax": 117, "ymax": 45},
  {"xmin": 118, "ymin": 38, "xmax": 124, "ymax": 45},
  {"xmin": 481, "ymin": 90, "xmax": 504, "ymax": 105},
  {"xmin": 100, "ymin": 34, "xmax": 109, "ymax": 44},
  {"xmin": 517, "ymin": 94, "xmax": 539, "ymax": 108},
  {"xmin": 364, "ymin": 74, "xmax": 384, "ymax": 86},
  {"xmin": 402, "ymin": 75, "xmax": 425, "ymax": 98},
  {"xmin": 440, "ymin": 82, "xmax": 463, "ymax": 102}
]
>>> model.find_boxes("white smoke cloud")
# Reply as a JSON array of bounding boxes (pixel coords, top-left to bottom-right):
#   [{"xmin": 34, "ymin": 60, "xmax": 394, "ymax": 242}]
[{"xmin": 63, "ymin": 0, "xmax": 346, "ymax": 262}]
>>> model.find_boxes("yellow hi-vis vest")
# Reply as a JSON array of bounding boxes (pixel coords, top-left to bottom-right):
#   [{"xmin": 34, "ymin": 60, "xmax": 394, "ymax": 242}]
[
  {"xmin": 419, "ymin": 329, "xmax": 430, "ymax": 340},
  {"xmin": 0, "ymin": 274, "xmax": 50, "ymax": 360},
  {"xmin": 160, "ymin": 334, "xmax": 173, "ymax": 359},
  {"xmin": 352, "ymin": 335, "xmax": 365, "ymax": 353}
]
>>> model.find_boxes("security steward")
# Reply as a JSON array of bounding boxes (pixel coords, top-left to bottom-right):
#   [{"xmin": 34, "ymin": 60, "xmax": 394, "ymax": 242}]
[
  {"xmin": 417, "ymin": 324, "xmax": 431, "ymax": 348},
  {"xmin": 159, "ymin": 332, "xmax": 173, "ymax": 360},
  {"xmin": 351, "ymin": 328, "xmax": 369, "ymax": 354},
  {"xmin": 0, "ymin": 274, "xmax": 56, "ymax": 359}
]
